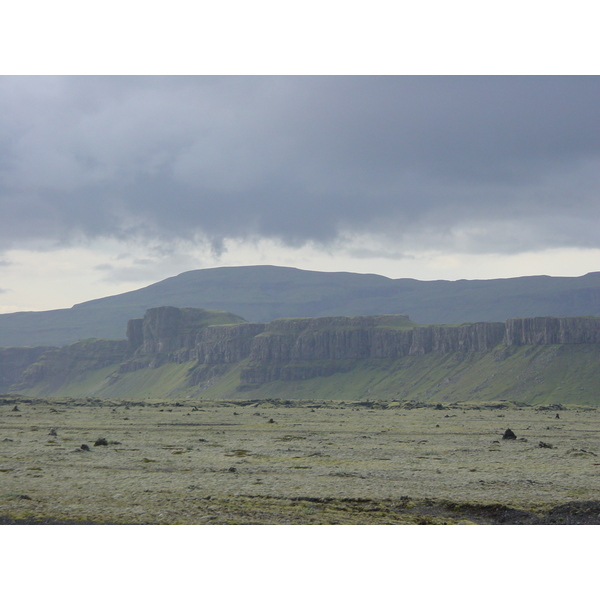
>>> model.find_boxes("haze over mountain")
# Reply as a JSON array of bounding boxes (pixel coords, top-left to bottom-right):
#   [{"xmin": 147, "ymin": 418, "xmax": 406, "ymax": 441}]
[{"xmin": 1, "ymin": 265, "xmax": 600, "ymax": 348}]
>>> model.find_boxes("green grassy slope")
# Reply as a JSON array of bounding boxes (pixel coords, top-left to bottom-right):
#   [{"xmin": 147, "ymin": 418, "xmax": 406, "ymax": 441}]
[
  {"xmin": 2, "ymin": 265, "xmax": 600, "ymax": 347},
  {"xmin": 16, "ymin": 344, "xmax": 600, "ymax": 406}
]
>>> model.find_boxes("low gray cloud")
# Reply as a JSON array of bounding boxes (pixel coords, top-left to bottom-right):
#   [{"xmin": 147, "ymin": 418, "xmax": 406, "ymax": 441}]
[{"xmin": 1, "ymin": 76, "xmax": 599, "ymax": 256}]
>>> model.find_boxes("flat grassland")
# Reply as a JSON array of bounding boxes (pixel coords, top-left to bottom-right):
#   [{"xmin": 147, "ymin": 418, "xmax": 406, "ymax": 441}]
[{"xmin": 2, "ymin": 398, "xmax": 600, "ymax": 524}]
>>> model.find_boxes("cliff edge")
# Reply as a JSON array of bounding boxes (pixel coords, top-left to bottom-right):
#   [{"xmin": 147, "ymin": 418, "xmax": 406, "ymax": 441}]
[{"xmin": 4, "ymin": 309, "xmax": 600, "ymax": 403}]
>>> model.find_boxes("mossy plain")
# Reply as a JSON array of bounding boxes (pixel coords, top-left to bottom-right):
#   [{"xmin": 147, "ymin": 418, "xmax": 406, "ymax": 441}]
[{"xmin": 2, "ymin": 398, "xmax": 600, "ymax": 524}]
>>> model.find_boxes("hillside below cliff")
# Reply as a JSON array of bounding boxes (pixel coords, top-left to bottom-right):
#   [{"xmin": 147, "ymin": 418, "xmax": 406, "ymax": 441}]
[{"xmin": 4, "ymin": 307, "xmax": 600, "ymax": 405}]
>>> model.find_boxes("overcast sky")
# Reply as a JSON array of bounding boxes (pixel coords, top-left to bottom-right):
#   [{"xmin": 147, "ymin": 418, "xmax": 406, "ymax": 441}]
[{"xmin": 1, "ymin": 75, "xmax": 600, "ymax": 313}]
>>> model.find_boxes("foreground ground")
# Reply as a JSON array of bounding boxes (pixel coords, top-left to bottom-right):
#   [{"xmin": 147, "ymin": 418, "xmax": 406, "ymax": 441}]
[{"xmin": 2, "ymin": 397, "xmax": 600, "ymax": 524}]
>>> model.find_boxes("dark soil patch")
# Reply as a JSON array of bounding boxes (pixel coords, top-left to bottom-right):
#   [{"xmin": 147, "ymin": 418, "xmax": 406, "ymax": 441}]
[
  {"xmin": 539, "ymin": 501, "xmax": 600, "ymax": 524},
  {"xmin": 0, "ymin": 516, "xmax": 112, "ymax": 525},
  {"xmin": 3, "ymin": 498, "xmax": 600, "ymax": 525}
]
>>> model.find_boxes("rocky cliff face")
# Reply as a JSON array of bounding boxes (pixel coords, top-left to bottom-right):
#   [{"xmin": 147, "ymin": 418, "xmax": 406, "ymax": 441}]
[
  {"xmin": 16, "ymin": 339, "xmax": 129, "ymax": 388},
  {"xmin": 195, "ymin": 323, "xmax": 267, "ymax": 363},
  {"xmin": 5, "ymin": 307, "xmax": 600, "ymax": 394},
  {"xmin": 248, "ymin": 316, "xmax": 415, "ymax": 362},
  {"xmin": 137, "ymin": 306, "xmax": 203, "ymax": 354},
  {"xmin": 0, "ymin": 346, "xmax": 56, "ymax": 390},
  {"xmin": 408, "ymin": 322, "xmax": 507, "ymax": 355},
  {"xmin": 126, "ymin": 318, "xmax": 144, "ymax": 352},
  {"xmin": 124, "ymin": 312, "xmax": 600, "ymax": 366},
  {"xmin": 247, "ymin": 318, "xmax": 504, "ymax": 361},
  {"xmin": 241, "ymin": 318, "xmax": 506, "ymax": 385},
  {"xmin": 128, "ymin": 306, "xmax": 246, "ymax": 357},
  {"xmin": 505, "ymin": 317, "xmax": 600, "ymax": 345}
]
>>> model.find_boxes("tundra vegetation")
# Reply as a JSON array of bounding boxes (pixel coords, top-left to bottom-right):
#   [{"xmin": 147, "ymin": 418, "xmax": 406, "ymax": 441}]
[{"xmin": 2, "ymin": 396, "xmax": 600, "ymax": 524}]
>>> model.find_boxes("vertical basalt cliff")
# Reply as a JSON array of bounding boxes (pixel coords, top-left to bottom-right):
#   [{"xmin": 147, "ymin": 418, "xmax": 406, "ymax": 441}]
[
  {"xmin": 408, "ymin": 322, "xmax": 506, "ymax": 355},
  {"xmin": 247, "ymin": 318, "xmax": 505, "ymax": 362},
  {"xmin": 195, "ymin": 323, "xmax": 267, "ymax": 363},
  {"xmin": 136, "ymin": 307, "xmax": 213, "ymax": 354},
  {"xmin": 119, "ymin": 310, "xmax": 600, "ymax": 388},
  {"xmin": 125, "ymin": 306, "xmax": 247, "ymax": 360},
  {"xmin": 126, "ymin": 318, "xmax": 144, "ymax": 353},
  {"xmin": 240, "ymin": 318, "xmax": 506, "ymax": 385},
  {"xmin": 505, "ymin": 317, "xmax": 600, "ymax": 345},
  {"xmin": 247, "ymin": 315, "xmax": 415, "ymax": 362},
  {"xmin": 6, "ymin": 308, "xmax": 600, "ymax": 395}
]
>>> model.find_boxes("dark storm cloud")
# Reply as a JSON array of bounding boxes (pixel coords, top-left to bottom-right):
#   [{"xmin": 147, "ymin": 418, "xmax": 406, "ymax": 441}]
[{"xmin": 1, "ymin": 76, "xmax": 599, "ymax": 254}]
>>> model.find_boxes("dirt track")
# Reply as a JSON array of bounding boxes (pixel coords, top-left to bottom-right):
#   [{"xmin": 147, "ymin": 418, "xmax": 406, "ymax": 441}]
[{"xmin": 2, "ymin": 398, "xmax": 600, "ymax": 524}]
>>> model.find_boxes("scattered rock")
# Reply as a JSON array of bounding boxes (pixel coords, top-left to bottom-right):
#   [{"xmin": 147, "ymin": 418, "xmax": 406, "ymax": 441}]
[
  {"xmin": 536, "ymin": 404, "xmax": 565, "ymax": 412},
  {"xmin": 19, "ymin": 494, "xmax": 32, "ymax": 500},
  {"xmin": 538, "ymin": 442, "xmax": 554, "ymax": 449},
  {"xmin": 94, "ymin": 437, "xmax": 109, "ymax": 446},
  {"xmin": 502, "ymin": 428, "xmax": 517, "ymax": 440},
  {"xmin": 229, "ymin": 467, "xmax": 237, "ymax": 472},
  {"xmin": 80, "ymin": 444, "xmax": 90, "ymax": 451}
]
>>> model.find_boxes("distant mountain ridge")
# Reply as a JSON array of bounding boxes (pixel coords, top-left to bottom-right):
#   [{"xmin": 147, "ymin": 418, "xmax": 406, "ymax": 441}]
[{"xmin": 1, "ymin": 265, "xmax": 600, "ymax": 347}]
